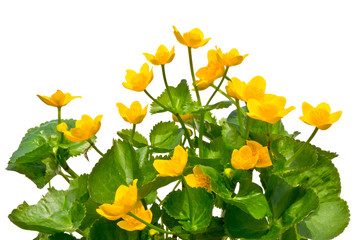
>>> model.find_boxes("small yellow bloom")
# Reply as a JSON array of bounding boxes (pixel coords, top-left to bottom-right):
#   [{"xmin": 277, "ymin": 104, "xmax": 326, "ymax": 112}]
[
  {"xmin": 216, "ymin": 47, "xmax": 248, "ymax": 67},
  {"xmin": 153, "ymin": 145, "xmax": 188, "ymax": 177},
  {"xmin": 223, "ymin": 168, "xmax": 235, "ymax": 179},
  {"xmin": 117, "ymin": 101, "xmax": 148, "ymax": 124},
  {"xmin": 226, "ymin": 76, "xmax": 266, "ymax": 102},
  {"xmin": 247, "ymin": 94, "xmax": 295, "ymax": 124},
  {"xmin": 56, "ymin": 122, "xmax": 68, "ymax": 133},
  {"xmin": 143, "ymin": 45, "xmax": 175, "ymax": 65},
  {"xmin": 172, "ymin": 113, "xmax": 194, "ymax": 123},
  {"xmin": 149, "ymin": 229, "xmax": 159, "ymax": 236},
  {"xmin": 37, "ymin": 90, "xmax": 81, "ymax": 107},
  {"xmin": 299, "ymin": 102, "xmax": 342, "ymax": 130},
  {"xmin": 123, "ymin": 63, "xmax": 154, "ymax": 92},
  {"xmin": 96, "ymin": 179, "xmax": 138, "ymax": 221},
  {"xmin": 63, "ymin": 114, "xmax": 102, "ymax": 142},
  {"xmin": 231, "ymin": 140, "xmax": 272, "ymax": 170},
  {"xmin": 185, "ymin": 166, "xmax": 212, "ymax": 192},
  {"xmin": 173, "ymin": 26, "xmax": 210, "ymax": 49},
  {"xmin": 195, "ymin": 49, "xmax": 225, "ymax": 90},
  {"xmin": 117, "ymin": 201, "xmax": 152, "ymax": 231}
]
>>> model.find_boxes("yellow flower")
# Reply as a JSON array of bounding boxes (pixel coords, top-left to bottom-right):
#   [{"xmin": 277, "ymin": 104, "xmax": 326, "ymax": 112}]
[
  {"xmin": 149, "ymin": 229, "xmax": 159, "ymax": 236},
  {"xmin": 153, "ymin": 145, "xmax": 188, "ymax": 177},
  {"xmin": 225, "ymin": 76, "xmax": 266, "ymax": 102},
  {"xmin": 117, "ymin": 101, "xmax": 148, "ymax": 124},
  {"xmin": 216, "ymin": 47, "xmax": 248, "ymax": 67},
  {"xmin": 143, "ymin": 45, "xmax": 175, "ymax": 65},
  {"xmin": 173, "ymin": 26, "xmax": 210, "ymax": 49},
  {"xmin": 185, "ymin": 166, "xmax": 212, "ymax": 192},
  {"xmin": 123, "ymin": 63, "xmax": 154, "ymax": 92},
  {"xmin": 56, "ymin": 122, "xmax": 68, "ymax": 133},
  {"xmin": 96, "ymin": 179, "xmax": 138, "ymax": 221},
  {"xmin": 195, "ymin": 49, "xmax": 225, "ymax": 90},
  {"xmin": 231, "ymin": 140, "xmax": 272, "ymax": 170},
  {"xmin": 299, "ymin": 102, "xmax": 342, "ymax": 130},
  {"xmin": 172, "ymin": 113, "xmax": 194, "ymax": 123},
  {"xmin": 37, "ymin": 90, "xmax": 81, "ymax": 107},
  {"xmin": 117, "ymin": 201, "xmax": 152, "ymax": 231},
  {"xmin": 247, "ymin": 94, "xmax": 295, "ymax": 124},
  {"xmin": 64, "ymin": 114, "xmax": 102, "ymax": 142}
]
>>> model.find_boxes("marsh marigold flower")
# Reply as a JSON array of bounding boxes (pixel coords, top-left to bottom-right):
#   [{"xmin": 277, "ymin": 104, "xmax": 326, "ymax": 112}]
[
  {"xmin": 117, "ymin": 101, "xmax": 148, "ymax": 124},
  {"xmin": 172, "ymin": 113, "xmax": 194, "ymax": 123},
  {"xmin": 37, "ymin": 90, "xmax": 81, "ymax": 107},
  {"xmin": 216, "ymin": 47, "xmax": 248, "ymax": 67},
  {"xmin": 96, "ymin": 179, "xmax": 138, "ymax": 221},
  {"xmin": 143, "ymin": 45, "xmax": 175, "ymax": 65},
  {"xmin": 247, "ymin": 94, "xmax": 295, "ymax": 124},
  {"xmin": 117, "ymin": 201, "xmax": 152, "ymax": 231},
  {"xmin": 231, "ymin": 140, "xmax": 272, "ymax": 170},
  {"xmin": 64, "ymin": 114, "xmax": 102, "ymax": 142},
  {"xmin": 226, "ymin": 76, "xmax": 266, "ymax": 102},
  {"xmin": 123, "ymin": 63, "xmax": 154, "ymax": 92},
  {"xmin": 195, "ymin": 49, "xmax": 225, "ymax": 90},
  {"xmin": 185, "ymin": 166, "xmax": 212, "ymax": 192},
  {"xmin": 299, "ymin": 102, "xmax": 342, "ymax": 130},
  {"xmin": 173, "ymin": 26, "xmax": 210, "ymax": 49},
  {"xmin": 153, "ymin": 145, "xmax": 188, "ymax": 177}
]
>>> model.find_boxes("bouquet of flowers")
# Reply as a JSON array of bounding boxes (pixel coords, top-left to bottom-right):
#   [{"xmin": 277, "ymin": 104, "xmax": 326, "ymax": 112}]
[{"xmin": 7, "ymin": 27, "xmax": 349, "ymax": 240}]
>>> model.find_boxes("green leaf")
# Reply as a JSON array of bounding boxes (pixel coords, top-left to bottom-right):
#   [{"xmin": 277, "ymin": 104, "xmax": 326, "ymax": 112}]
[
  {"xmin": 7, "ymin": 119, "xmax": 91, "ymax": 188},
  {"xmin": 149, "ymin": 121, "xmax": 184, "ymax": 151},
  {"xmin": 138, "ymin": 176, "xmax": 178, "ymax": 199},
  {"xmin": 298, "ymin": 198, "xmax": 350, "ymax": 240},
  {"xmin": 199, "ymin": 165, "xmax": 270, "ymax": 219},
  {"xmin": 150, "ymin": 80, "xmax": 197, "ymax": 114},
  {"xmin": 163, "ymin": 187, "xmax": 214, "ymax": 233},
  {"xmin": 68, "ymin": 174, "xmax": 90, "ymax": 203},
  {"xmin": 194, "ymin": 217, "xmax": 225, "ymax": 240},
  {"xmin": 9, "ymin": 188, "xmax": 86, "ymax": 234},
  {"xmin": 224, "ymin": 205, "xmax": 269, "ymax": 238},
  {"xmin": 88, "ymin": 140, "xmax": 141, "ymax": 203},
  {"xmin": 221, "ymin": 122, "xmax": 245, "ymax": 150},
  {"xmin": 89, "ymin": 218, "xmax": 139, "ymax": 240},
  {"xmin": 271, "ymin": 137, "xmax": 318, "ymax": 174},
  {"xmin": 34, "ymin": 233, "xmax": 79, "ymax": 240},
  {"xmin": 117, "ymin": 129, "xmax": 148, "ymax": 148},
  {"xmin": 192, "ymin": 101, "xmax": 233, "ymax": 114}
]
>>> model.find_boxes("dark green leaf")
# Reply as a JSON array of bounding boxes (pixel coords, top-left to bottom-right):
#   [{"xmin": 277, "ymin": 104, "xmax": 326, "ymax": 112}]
[
  {"xmin": 163, "ymin": 188, "xmax": 214, "ymax": 234},
  {"xmin": 138, "ymin": 176, "xmax": 178, "ymax": 199},
  {"xmin": 224, "ymin": 205, "xmax": 269, "ymax": 238},
  {"xmin": 9, "ymin": 189, "xmax": 86, "ymax": 234},
  {"xmin": 149, "ymin": 121, "xmax": 184, "ymax": 151},
  {"xmin": 194, "ymin": 217, "xmax": 225, "ymax": 240},
  {"xmin": 117, "ymin": 129, "xmax": 148, "ymax": 148},
  {"xmin": 34, "ymin": 233, "xmax": 79, "ymax": 240},
  {"xmin": 89, "ymin": 218, "xmax": 139, "ymax": 240},
  {"xmin": 221, "ymin": 122, "xmax": 245, "ymax": 150}
]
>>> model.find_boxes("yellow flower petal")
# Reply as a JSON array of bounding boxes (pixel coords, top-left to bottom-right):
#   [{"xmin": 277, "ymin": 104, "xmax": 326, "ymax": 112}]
[
  {"xmin": 173, "ymin": 26, "xmax": 210, "ymax": 49},
  {"xmin": 231, "ymin": 146, "xmax": 258, "ymax": 170},
  {"xmin": 185, "ymin": 166, "xmax": 212, "ymax": 192},
  {"xmin": 299, "ymin": 102, "xmax": 341, "ymax": 130},
  {"xmin": 37, "ymin": 90, "xmax": 81, "ymax": 107},
  {"xmin": 64, "ymin": 114, "xmax": 102, "ymax": 142},
  {"xmin": 117, "ymin": 201, "xmax": 153, "ymax": 231},
  {"xmin": 153, "ymin": 145, "xmax": 188, "ymax": 177},
  {"xmin": 117, "ymin": 101, "xmax": 147, "ymax": 124},
  {"xmin": 56, "ymin": 122, "xmax": 68, "ymax": 133},
  {"xmin": 123, "ymin": 63, "xmax": 153, "ymax": 92}
]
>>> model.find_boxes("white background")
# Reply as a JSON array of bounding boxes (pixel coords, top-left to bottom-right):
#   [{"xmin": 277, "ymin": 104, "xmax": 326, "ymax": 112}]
[{"xmin": 1, "ymin": 0, "xmax": 359, "ymax": 239}]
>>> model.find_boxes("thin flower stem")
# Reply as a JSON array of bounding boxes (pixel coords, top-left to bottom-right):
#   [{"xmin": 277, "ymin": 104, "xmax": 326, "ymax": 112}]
[
  {"xmin": 175, "ymin": 113, "xmax": 194, "ymax": 149},
  {"xmin": 59, "ymin": 170, "xmax": 71, "ymax": 183},
  {"xmin": 198, "ymin": 113, "xmax": 205, "ymax": 158},
  {"xmin": 62, "ymin": 164, "xmax": 79, "ymax": 179},
  {"xmin": 205, "ymin": 67, "xmax": 229, "ymax": 108},
  {"xmin": 210, "ymin": 84, "xmax": 236, "ymax": 104},
  {"xmin": 161, "ymin": 64, "xmax": 175, "ymax": 108},
  {"xmin": 87, "ymin": 139, "xmax": 104, "ymax": 157},
  {"xmin": 128, "ymin": 212, "xmax": 177, "ymax": 235},
  {"xmin": 244, "ymin": 103, "xmax": 250, "ymax": 140},
  {"xmin": 144, "ymin": 90, "xmax": 173, "ymax": 113},
  {"xmin": 188, "ymin": 47, "xmax": 202, "ymax": 105},
  {"xmin": 266, "ymin": 122, "xmax": 275, "ymax": 164},
  {"xmin": 235, "ymin": 99, "xmax": 245, "ymax": 136},
  {"xmin": 289, "ymin": 127, "xmax": 319, "ymax": 162},
  {"xmin": 76, "ymin": 229, "xmax": 87, "ymax": 238},
  {"xmin": 57, "ymin": 107, "xmax": 61, "ymax": 125},
  {"xmin": 130, "ymin": 124, "xmax": 136, "ymax": 144}
]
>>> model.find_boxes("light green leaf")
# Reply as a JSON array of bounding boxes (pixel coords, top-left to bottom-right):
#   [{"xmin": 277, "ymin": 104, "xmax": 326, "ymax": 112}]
[
  {"xmin": 117, "ymin": 129, "xmax": 148, "ymax": 148},
  {"xmin": 149, "ymin": 121, "xmax": 184, "ymax": 151},
  {"xmin": 9, "ymin": 189, "xmax": 86, "ymax": 234}
]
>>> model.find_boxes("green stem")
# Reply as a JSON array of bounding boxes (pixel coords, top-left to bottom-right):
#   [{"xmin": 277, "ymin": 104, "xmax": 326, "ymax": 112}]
[
  {"xmin": 289, "ymin": 127, "xmax": 318, "ymax": 162},
  {"xmin": 144, "ymin": 89, "xmax": 173, "ymax": 113},
  {"xmin": 76, "ymin": 229, "xmax": 87, "ymax": 238},
  {"xmin": 59, "ymin": 170, "xmax": 71, "ymax": 183},
  {"xmin": 130, "ymin": 124, "xmax": 136, "ymax": 144},
  {"xmin": 205, "ymin": 67, "xmax": 229, "ymax": 107},
  {"xmin": 174, "ymin": 113, "xmax": 194, "ymax": 149},
  {"xmin": 88, "ymin": 139, "xmax": 104, "ymax": 157},
  {"xmin": 57, "ymin": 107, "xmax": 64, "ymax": 142},
  {"xmin": 188, "ymin": 47, "xmax": 202, "ymax": 105},
  {"xmin": 198, "ymin": 113, "xmax": 205, "ymax": 158},
  {"xmin": 266, "ymin": 122, "xmax": 275, "ymax": 164},
  {"xmin": 235, "ymin": 99, "xmax": 245, "ymax": 136},
  {"xmin": 161, "ymin": 64, "xmax": 175, "ymax": 108},
  {"xmin": 244, "ymin": 103, "xmax": 250, "ymax": 140},
  {"xmin": 128, "ymin": 212, "xmax": 177, "ymax": 235},
  {"xmin": 211, "ymin": 84, "xmax": 236, "ymax": 104}
]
